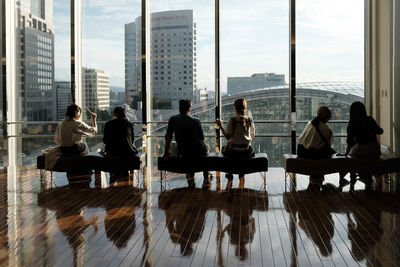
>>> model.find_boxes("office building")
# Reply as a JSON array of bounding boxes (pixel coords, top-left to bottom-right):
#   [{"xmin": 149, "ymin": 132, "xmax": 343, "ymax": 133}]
[
  {"xmin": 55, "ymin": 81, "xmax": 71, "ymax": 120},
  {"xmin": 227, "ymin": 73, "xmax": 286, "ymax": 95},
  {"xmin": 17, "ymin": 0, "xmax": 56, "ymax": 121},
  {"xmin": 82, "ymin": 67, "xmax": 110, "ymax": 112},
  {"xmin": 125, "ymin": 10, "xmax": 197, "ymax": 109}
]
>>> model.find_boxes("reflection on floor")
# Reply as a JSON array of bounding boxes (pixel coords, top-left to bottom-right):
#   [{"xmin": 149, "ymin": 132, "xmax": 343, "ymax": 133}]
[{"xmin": 0, "ymin": 166, "xmax": 400, "ymax": 266}]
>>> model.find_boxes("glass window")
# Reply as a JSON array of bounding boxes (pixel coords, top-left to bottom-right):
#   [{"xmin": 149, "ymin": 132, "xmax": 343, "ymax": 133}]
[
  {"xmin": 149, "ymin": 1, "xmax": 215, "ymax": 166},
  {"xmin": 11, "ymin": 0, "xmax": 68, "ymax": 166},
  {"xmin": 221, "ymin": 0, "xmax": 289, "ymax": 166},
  {"xmin": 82, "ymin": 1, "xmax": 141, "ymax": 151},
  {"xmin": 296, "ymin": 0, "xmax": 364, "ymax": 154}
]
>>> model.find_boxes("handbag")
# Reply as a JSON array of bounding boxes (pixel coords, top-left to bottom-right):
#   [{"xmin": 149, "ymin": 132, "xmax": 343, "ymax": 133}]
[
  {"xmin": 168, "ymin": 140, "xmax": 179, "ymax": 157},
  {"xmin": 315, "ymin": 125, "xmax": 336, "ymax": 156}
]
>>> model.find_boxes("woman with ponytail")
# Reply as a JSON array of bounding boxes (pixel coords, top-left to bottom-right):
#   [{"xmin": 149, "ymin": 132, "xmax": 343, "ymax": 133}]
[{"xmin": 216, "ymin": 98, "xmax": 255, "ymax": 181}]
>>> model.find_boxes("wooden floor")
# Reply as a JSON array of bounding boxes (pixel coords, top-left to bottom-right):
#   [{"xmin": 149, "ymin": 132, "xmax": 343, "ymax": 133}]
[{"xmin": 0, "ymin": 167, "xmax": 400, "ymax": 267}]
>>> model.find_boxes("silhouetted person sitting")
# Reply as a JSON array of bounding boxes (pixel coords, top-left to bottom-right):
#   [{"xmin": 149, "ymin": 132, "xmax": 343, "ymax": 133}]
[
  {"xmin": 55, "ymin": 104, "xmax": 97, "ymax": 157},
  {"xmin": 223, "ymin": 192, "xmax": 256, "ymax": 260},
  {"xmin": 103, "ymin": 106, "xmax": 137, "ymax": 157},
  {"xmin": 163, "ymin": 99, "xmax": 209, "ymax": 187},
  {"xmin": 342, "ymin": 101, "xmax": 383, "ymax": 184},
  {"xmin": 216, "ymin": 98, "xmax": 255, "ymax": 181},
  {"xmin": 297, "ymin": 106, "xmax": 335, "ymax": 184}
]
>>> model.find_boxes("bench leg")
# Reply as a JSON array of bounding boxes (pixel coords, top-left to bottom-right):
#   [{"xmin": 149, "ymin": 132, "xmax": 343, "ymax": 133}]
[{"xmin": 259, "ymin": 171, "xmax": 267, "ymax": 191}]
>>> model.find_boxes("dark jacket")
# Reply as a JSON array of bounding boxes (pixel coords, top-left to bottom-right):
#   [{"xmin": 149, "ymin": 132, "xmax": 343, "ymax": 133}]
[
  {"xmin": 346, "ymin": 116, "xmax": 383, "ymax": 146},
  {"xmin": 165, "ymin": 114, "xmax": 207, "ymax": 157},
  {"xmin": 103, "ymin": 119, "xmax": 137, "ymax": 157}
]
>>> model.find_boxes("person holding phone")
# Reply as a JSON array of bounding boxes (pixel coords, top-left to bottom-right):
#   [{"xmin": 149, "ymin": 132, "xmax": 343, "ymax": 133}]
[{"xmin": 54, "ymin": 104, "xmax": 97, "ymax": 156}]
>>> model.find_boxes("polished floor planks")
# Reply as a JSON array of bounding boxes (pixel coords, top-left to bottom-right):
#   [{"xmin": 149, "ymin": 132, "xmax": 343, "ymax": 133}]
[{"xmin": 1, "ymin": 167, "xmax": 400, "ymax": 266}]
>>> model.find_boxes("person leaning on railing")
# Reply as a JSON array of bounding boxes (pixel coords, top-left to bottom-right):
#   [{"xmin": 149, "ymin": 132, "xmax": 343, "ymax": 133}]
[{"xmin": 54, "ymin": 104, "xmax": 97, "ymax": 157}]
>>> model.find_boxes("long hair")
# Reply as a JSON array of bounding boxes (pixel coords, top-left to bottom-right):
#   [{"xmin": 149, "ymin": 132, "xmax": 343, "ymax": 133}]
[
  {"xmin": 234, "ymin": 98, "xmax": 248, "ymax": 127},
  {"xmin": 113, "ymin": 106, "xmax": 127, "ymax": 120},
  {"xmin": 311, "ymin": 106, "xmax": 331, "ymax": 126},
  {"xmin": 349, "ymin": 101, "xmax": 367, "ymax": 122}
]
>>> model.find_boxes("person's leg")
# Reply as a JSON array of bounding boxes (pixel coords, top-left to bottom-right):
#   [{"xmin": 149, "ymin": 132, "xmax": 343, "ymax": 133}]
[
  {"xmin": 186, "ymin": 173, "xmax": 195, "ymax": 188},
  {"xmin": 239, "ymin": 173, "xmax": 245, "ymax": 189}
]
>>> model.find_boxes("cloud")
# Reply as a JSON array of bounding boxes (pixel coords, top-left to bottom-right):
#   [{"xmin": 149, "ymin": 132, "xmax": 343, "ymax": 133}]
[{"xmin": 53, "ymin": 0, "xmax": 364, "ymax": 90}]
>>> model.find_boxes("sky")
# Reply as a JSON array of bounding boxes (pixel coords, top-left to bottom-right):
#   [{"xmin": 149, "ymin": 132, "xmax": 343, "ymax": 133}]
[{"xmin": 53, "ymin": 0, "xmax": 364, "ymax": 92}]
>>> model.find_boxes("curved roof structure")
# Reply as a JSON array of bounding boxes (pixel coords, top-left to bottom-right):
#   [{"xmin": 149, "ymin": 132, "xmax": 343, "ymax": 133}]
[{"xmin": 190, "ymin": 81, "xmax": 364, "ymax": 116}]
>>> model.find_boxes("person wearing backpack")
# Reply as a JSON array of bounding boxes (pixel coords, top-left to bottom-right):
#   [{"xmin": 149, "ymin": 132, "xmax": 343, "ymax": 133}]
[
  {"xmin": 216, "ymin": 98, "xmax": 255, "ymax": 183},
  {"xmin": 297, "ymin": 106, "xmax": 335, "ymax": 186}
]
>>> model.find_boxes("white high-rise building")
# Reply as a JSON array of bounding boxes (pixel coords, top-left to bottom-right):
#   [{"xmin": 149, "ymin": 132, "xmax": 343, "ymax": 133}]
[
  {"xmin": 82, "ymin": 67, "xmax": 110, "ymax": 112},
  {"xmin": 125, "ymin": 10, "xmax": 197, "ymax": 109}
]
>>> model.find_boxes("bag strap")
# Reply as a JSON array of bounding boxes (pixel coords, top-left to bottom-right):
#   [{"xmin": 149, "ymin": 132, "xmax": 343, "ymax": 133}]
[{"xmin": 315, "ymin": 125, "xmax": 330, "ymax": 147}]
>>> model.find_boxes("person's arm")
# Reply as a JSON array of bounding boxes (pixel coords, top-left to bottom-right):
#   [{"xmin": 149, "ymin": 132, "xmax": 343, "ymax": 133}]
[
  {"xmin": 103, "ymin": 122, "xmax": 110, "ymax": 144},
  {"xmin": 196, "ymin": 119, "xmax": 205, "ymax": 141},
  {"xmin": 250, "ymin": 118, "xmax": 255, "ymax": 139},
  {"xmin": 370, "ymin": 117, "xmax": 384, "ymax": 135},
  {"xmin": 54, "ymin": 123, "xmax": 61, "ymax": 145},
  {"xmin": 216, "ymin": 118, "xmax": 232, "ymax": 140},
  {"xmin": 345, "ymin": 124, "xmax": 354, "ymax": 156},
  {"xmin": 163, "ymin": 118, "xmax": 173, "ymax": 159},
  {"xmin": 91, "ymin": 112, "xmax": 97, "ymax": 133},
  {"xmin": 328, "ymin": 127, "xmax": 334, "ymax": 146}
]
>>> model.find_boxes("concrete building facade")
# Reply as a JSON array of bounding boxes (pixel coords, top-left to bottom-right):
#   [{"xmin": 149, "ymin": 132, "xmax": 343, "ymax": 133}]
[
  {"xmin": 125, "ymin": 10, "xmax": 197, "ymax": 109},
  {"xmin": 227, "ymin": 73, "xmax": 285, "ymax": 95},
  {"xmin": 17, "ymin": 0, "xmax": 56, "ymax": 121},
  {"xmin": 55, "ymin": 81, "xmax": 71, "ymax": 120},
  {"xmin": 82, "ymin": 67, "xmax": 110, "ymax": 112}
]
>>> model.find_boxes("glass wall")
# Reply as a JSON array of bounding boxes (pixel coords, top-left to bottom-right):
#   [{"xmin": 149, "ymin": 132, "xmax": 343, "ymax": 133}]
[
  {"xmin": 149, "ymin": 0, "xmax": 215, "ymax": 165},
  {"xmin": 4, "ymin": 0, "xmax": 365, "ymax": 168},
  {"xmin": 11, "ymin": 0, "xmax": 70, "ymax": 165},
  {"xmin": 296, "ymin": 0, "xmax": 365, "ymax": 153},
  {"xmin": 220, "ymin": 0, "xmax": 290, "ymax": 166},
  {"xmin": 82, "ymin": 0, "xmax": 142, "ymax": 151},
  {"xmin": 1, "ymin": 1, "xmax": 4, "ymax": 167}
]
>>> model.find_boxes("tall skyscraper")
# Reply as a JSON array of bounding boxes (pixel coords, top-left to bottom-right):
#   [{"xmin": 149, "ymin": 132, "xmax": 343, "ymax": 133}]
[
  {"xmin": 227, "ymin": 73, "xmax": 286, "ymax": 95},
  {"xmin": 82, "ymin": 67, "xmax": 110, "ymax": 112},
  {"xmin": 17, "ymin": 0, "xmax": 56, "ymax": 121},
  {"xmin": 125, "ymin": 10, "xmax": 197, "ymax": 109},
  {"xmin": 55, "ymin": 81, "xmax": 71, "ymax": 120}
]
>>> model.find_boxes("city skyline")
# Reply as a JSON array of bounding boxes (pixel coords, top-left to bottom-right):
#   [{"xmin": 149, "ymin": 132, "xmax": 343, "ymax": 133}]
[{"xmin": 53, "ymin": 0, "xmax": 364, "ymax": 93}]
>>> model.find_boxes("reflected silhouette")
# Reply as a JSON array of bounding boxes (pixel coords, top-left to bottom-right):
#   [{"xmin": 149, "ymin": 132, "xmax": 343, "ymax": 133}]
[
  {"xmin": 223, "ymin": 191, "xmax": 256, "ymax": 260},
  {"xmin": 38, "ymin": 183, "xmax": 145, "ymax": 265},
  {"xmin": 162, "ymin": 188, "xmax": 207, "ymax": 256},
  {"xmin": 284, "ymin": 186, "xmax": 397, "ymax": 265},
  {"xmin": 347, "ymin": 208, "xmax": 383, "ymax": 262},
  {"xmin": 158, "ymin": 187, "xmax": 267, "ymax": 261}
]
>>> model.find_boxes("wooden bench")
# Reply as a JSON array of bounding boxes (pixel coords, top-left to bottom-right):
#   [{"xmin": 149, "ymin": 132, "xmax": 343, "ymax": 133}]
[
  {"xmin": 157, "ymin": 152, "xmax": 268, "ymax": 186},
  {"xmin": 282, "ymin": 153, "xmax": 400, "ymax": 183},
  {"xmin": 37, "ymin": 152, "xmax": 146, "ymax": 186}
]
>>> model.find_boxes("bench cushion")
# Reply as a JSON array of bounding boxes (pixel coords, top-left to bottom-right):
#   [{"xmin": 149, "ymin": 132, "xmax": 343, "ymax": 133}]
[
  {"xmin": 283, "ymin": 153, "xmax": 400, "ymax": 176},
  {"xmin": 158, "ymin": 152, "xmax": 268, "ymax": 174},
  {"xmin": 37, "ymin": 152, "xmax": 145, "ymax": 172}
]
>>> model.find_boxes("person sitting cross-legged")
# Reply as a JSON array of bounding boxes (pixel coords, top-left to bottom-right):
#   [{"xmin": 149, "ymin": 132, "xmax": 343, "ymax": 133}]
[{"xmin": 163, "ymin": 99, "xmax": 210, "ymax": 188}]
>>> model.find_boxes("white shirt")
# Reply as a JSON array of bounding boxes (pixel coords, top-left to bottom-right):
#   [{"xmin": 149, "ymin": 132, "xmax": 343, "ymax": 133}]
[
  {"xmin": 226, "ymin": 115, "xmax": 255, "ymax": 146},
  {"xmin": 54, "ymin": 118, "xmax": 97, "ymax": 147},
  {"xmin": 297, "ymin": 121, "xmax": 333, "ymax": 149}
]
